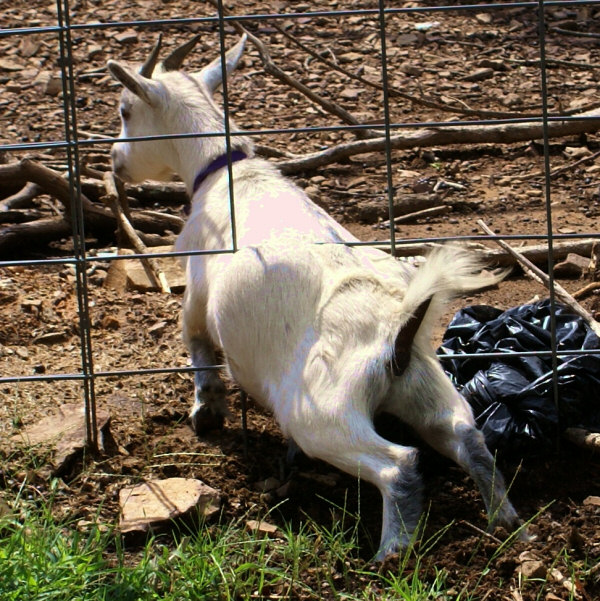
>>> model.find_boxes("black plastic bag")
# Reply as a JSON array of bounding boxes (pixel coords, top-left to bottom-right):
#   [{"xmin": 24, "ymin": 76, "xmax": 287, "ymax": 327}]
[{"xmin": 438, "ymin": 299, "xmax": 600, "ymax": 454}]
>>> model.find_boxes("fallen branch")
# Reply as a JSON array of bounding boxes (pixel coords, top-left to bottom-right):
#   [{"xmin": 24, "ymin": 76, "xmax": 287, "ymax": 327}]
[
  {"xmin": 0, "ymin": 217, "xmax": 72, "ymax": 255},
  {"xmin": 102, "ymin": 172, "xmax": 171, "ymax": 294},
  {"xmin": 80, "ymin": 177, "xmax": 188, "ymax": 207},
  {"xmin": 0, "ymin": 160, "xmax": 185, "ymax": 257},
  {"xmin": 277, "ymin": 111, "xmax": 600, "ymax": 174},
  {"xmin": 384, "ymin": 239, "xmax": 600, "ymax": 267},
  {"xmin": 477, "ymin": 219, "xmax": 600, "ymax": 338},
  {"xmin": 0, "ymin": 181, "xmax": 43, "ymax": 211},
  {"xmin": 563, "ymin": 427, "xmax": 600, "ymax": 451}
]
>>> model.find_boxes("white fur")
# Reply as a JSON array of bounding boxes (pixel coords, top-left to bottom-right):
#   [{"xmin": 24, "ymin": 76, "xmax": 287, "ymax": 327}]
[{"xmin": 107, "ymin": 38, "xmax": 525, "ymax": 559}]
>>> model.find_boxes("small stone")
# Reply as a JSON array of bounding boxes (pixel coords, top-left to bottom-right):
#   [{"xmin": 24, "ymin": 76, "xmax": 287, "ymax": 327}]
[
  {"xmin": 0, "ymin": 58, "xmax": 25, "ymax": 71},
  {"xmin": 148, "ymin": 321, "xmax": 167, "ymax": 337},
  {"xmin": 461, "ymin": 68, "xmax": 494, "ymax": 82},
  {"xmin": 34, "ymin": 331, "xmax": 69, "ymax": 344},
  {"xmin": 339, "ymin": 52, "xmax": 363, "ymax": 63},
  {"xmin": 475, "ymin": 12, "xmax": 492, "ymax": 24},
  {"xmin": 44, "ymin": 77, "xmax": 63, "ymax": 96},
  {"xmin": 477, "ymin": 58, "xmax": 507, "ymax": 71},
  {"xmin": 246, "ymin": 520, "xmax": 279, "ymax": 537},
  {"xmin": 86, "ymin": 44, "xmax": 103, "ymax": 60},
  {"xmin": 339, "ymin": 88, "xmax": 361, "ymax": 100},
  {"xmin": 113, "ymin": 29, "xmax": 139, "ymax": 45},
  {"xmin": 401, "ymin": 63, "xmax": 421, "ymax": 77},
  {"xmin": 104, "ymin": 246, "xmax": 186, "ymax": 293},
  {"xmin": 19, "ymin": 37, "xmax": 40, "ymax": 58},
  {"xmin": 21, "ymin": 298, "xmax": 43, "ymax": 313},
  {"xmin": 517, "ymin": 553, "xmax": 546, "ymax": 580},
  {"xmin": 101, "ymin": 315, "xmax": 120, "ymax": 330},
  {"xmin": 15, "ymin": 347, "xmax": 29, "ymax": 359},
  {"xmin": 12, "ymin": 403, "xmax": 111, "ymax": 476}
]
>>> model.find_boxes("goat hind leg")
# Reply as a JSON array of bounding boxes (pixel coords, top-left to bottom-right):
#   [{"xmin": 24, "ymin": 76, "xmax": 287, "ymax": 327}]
[
  {"xmin": 189, "ymin": 338, "xmax": 229, "ymax": 434},
  {"xmin": 295, "ymin": 417, "xmax": 423, "ymax": 560},
  {"xmin": 399, "ymin": 391, "xmax": 527, "ymax": 538}
]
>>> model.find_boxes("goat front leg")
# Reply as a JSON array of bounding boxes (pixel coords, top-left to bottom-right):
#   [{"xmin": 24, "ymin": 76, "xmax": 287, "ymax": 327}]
[{"xmin": 188, "ymin": 337, "xmax": 229, "ymax": 434}]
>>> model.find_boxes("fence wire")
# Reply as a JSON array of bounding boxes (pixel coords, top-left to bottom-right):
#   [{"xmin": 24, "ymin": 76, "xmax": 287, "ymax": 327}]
[{"xmin": 1, "ymin": 0, "xmax": 600, "ymax": 450}]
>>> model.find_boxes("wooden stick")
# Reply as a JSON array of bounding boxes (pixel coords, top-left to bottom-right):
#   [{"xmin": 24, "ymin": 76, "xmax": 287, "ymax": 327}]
[
  {"xmin": 477, "ymin": 219, "xmax": 600, "ymax": 337},
  {"xmin": 102, "ymin": 172, "xmax": 171, "ymax": 294},
  {"xmin": 572, "ymin": 281, "xmax": 600, "ymax": 300}
]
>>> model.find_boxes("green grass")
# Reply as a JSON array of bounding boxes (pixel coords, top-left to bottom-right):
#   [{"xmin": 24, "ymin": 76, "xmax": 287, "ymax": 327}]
[
  {"xmin": 1, "ymin": 480, "xmax": 593, "ymax": 601},
  {"xmin": 0, "ymin": 482, "xmax": 455, "ymax": 601}
]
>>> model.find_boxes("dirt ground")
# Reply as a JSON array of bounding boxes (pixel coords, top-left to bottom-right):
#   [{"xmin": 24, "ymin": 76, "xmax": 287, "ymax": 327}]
[{"xmin": 1, "ymin": 1, "xmax": 600, "ymax": 599}]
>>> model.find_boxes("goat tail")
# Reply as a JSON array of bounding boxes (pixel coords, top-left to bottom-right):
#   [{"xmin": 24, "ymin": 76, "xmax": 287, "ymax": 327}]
[
  {"xmin": 391, "ymin": 246, "xmax": 508, "ymax": 375},
  {"xmin": 401, "ymin": 245, "xmax": 508, "ymax": 313}
]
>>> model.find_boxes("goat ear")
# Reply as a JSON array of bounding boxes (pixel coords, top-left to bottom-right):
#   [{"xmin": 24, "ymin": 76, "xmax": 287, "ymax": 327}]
[
  {"xmin": 198, "ymin": 34, "xmax": 247, "ymax": 93},
  {"xmin": 107, "ymin": 60, "xmax": 161, "ymax": 107}
]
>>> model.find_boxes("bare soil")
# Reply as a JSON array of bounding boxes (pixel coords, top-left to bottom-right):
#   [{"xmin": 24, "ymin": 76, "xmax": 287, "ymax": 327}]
[{"xmin": 1, "ymin": 1, "xmax": 599, "ymax": 599}]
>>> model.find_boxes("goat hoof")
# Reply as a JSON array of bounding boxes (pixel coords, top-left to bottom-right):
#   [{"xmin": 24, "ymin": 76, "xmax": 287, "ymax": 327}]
[{"xmin": 190, "ymin": 405, "xmax": 225, "ymax": 435}]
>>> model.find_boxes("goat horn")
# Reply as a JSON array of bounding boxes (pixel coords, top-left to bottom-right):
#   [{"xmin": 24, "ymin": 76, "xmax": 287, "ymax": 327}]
[
  {"xmin": 162, "ymin": 34, "xmax": 201, "ymax": 71},
  {"xmin": 139, "ymin": 34, "xmax": 163, "ymax": 78}
]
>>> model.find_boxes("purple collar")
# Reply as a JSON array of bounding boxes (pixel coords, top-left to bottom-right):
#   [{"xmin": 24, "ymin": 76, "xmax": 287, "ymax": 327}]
[{"xmin": 191, "ymin": 150, "xmax": 247, "ymax": 196}]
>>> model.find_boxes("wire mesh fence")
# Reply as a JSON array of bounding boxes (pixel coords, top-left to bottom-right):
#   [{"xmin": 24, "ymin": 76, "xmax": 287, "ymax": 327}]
[{"xmin": 1, "ymin": 0, "xmax": 600, "ymax": 452}]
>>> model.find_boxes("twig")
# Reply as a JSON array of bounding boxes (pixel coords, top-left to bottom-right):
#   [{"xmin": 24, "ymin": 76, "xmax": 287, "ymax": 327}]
[
  {"xmin": 507, "ymin": 57, "xmax": 600, "ymax": 72},
  {"xmin": 458, "ymin": 520, "xmax": 503, "ymax": 544},
  {"xmin": 572, "ymin": 281, "xmax": 600, "ymax": 300},
  {"xmin": 102, "ymin": 172, "xmax": 171, "ymax": 294},
  {"xmin": 519, "ymin": 148, "xmax": 600, "ymax": 182},
  {"xmin": 548, "ymin": 149, "xmax": 600, "ymax": 180},
  {"xmin": 550, "ymin": 27, "xmax": 600, "ymax": 39},
  {"xmin": 273, "ymin": 22, "xmax": 549, "ymax": 121},
  {"xmin": 379, "ymin": 205, "xmax": 449, "ymax": 228},
  {"xmin": 477, "ymin": 219, "xmax": 600, "ymax": 338}
]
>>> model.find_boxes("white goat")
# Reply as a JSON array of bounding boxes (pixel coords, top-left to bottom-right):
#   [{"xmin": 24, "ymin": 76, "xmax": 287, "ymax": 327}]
[
  {"xmin": 207, "ymin": 239, "xmax": 526, "ymax": 559},
  {"xmin": 108, "ymin": 34, "xmax": 358, "ymax": 434},
  {"xmin": 107, "ymin": 37, "xmax": 527, "ymax": 559}
]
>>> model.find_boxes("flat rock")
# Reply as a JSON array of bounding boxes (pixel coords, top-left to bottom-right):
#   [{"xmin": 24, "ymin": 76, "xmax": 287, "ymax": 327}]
[
  {"xmin": 12, "ymin": 403, "xmax": 111, "ymax": 476},
  {"xmin": 119, "ymin": 478, "xmax": 221, "ymax": 536},
  {"xmin": 104, "ymin": 246, "xmax": 186, "ymax": 293}
]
